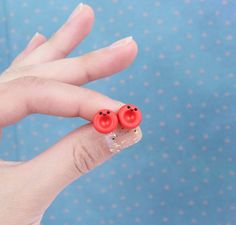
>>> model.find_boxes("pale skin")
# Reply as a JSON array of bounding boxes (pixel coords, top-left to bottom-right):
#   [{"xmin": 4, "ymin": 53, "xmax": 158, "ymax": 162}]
[{"xmin": 0, "ymin": 4, "xmax": 142, "ymax": 225}]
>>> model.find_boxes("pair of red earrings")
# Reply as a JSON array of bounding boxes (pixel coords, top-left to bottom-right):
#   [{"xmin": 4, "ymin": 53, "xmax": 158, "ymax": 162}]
[{"xmin": 92, "ymin": 104, "xmax": 142, "ymax": 134}]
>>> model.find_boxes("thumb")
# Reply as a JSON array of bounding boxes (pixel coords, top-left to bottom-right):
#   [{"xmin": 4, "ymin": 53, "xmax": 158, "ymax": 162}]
[{"xmin": 19, "ymin": 123, "xmax": 142, "ymax": 212}]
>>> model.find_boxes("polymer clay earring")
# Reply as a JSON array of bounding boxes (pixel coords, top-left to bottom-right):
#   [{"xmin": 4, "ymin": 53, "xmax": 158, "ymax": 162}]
[
  {"xmin": 93, "ymin": 104, "xmax": 142, "ymax": 134},
  {"xmin": 117, "ymin": 104, "xmax": 142, "ymax": 129},
  {"xmin": 92, "ymin": 109, "xmax": 118, "ymax": 134}
]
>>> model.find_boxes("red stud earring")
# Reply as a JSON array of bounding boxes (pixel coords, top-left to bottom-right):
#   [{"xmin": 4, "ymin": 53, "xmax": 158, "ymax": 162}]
[
  {"xmin": 117, "ymin": 104, "xmax": 142, "ymax": 129},
  {"xmin": 92, "ymin": 109, "xmax": 118, "ymax": 134}
]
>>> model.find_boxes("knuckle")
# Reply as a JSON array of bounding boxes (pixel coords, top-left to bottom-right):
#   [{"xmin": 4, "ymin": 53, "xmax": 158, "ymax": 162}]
[
  {"xmin": 0, "ymin": 83, "xmax": 15, "ymax": 125},
  {"xmin": 16, "ymin": 76, "xmax": 46, "ymax": 87},
  {"xmin": 80, "ymin": 54, "xmax": 98, "ymax": 83},
  {"xmin": 72, "ymin": 141, "xmax": 97, "ymax": 175},
  {"xmin": 70, "ymin": 88, "xmax": 102, "ymax": 117},
  {"xmin": 83, "ymin": 67, "xmax": 93, "ymax": 83},
  {"xmin": 70, "ymin": 105, "xmax": 81, "ymax": 118},
  {"xmin": 11, "ymin": 76, "xmax": 48, "ymax": 113},
  {"xmin": 47, "ymin": 38, "xmax": 68, "ymax": 58}
]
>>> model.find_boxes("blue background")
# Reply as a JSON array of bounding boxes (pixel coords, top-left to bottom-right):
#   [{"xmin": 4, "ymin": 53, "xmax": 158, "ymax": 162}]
[{"xmin": 1, "ymin": 0, "xmax": 236, "ymax": 224}]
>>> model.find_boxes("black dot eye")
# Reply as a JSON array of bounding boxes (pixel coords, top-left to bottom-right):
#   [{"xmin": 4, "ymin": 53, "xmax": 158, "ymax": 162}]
[
  {"xmin": 134, "ymin": 108, "xmax": 137, "ymax": 111},
  {"xmin": 107, "ymin": 111, "xmax": 110, "ymax": 114},
  {"xmin": 112, "ymin": 137, "xmax": 115, "ymax": 140},
  {"xmin": 99, "ymin": 112, "xmax": 102, "ymax": 115},
  {"xmin": 127, "ymin": 106, "xmax": 131, "ymax": 109}
]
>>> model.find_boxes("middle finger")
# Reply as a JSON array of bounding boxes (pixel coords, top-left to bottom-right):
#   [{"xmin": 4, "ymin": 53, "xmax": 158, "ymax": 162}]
[{"xmin": 2, "ymin": 37, "xmax": 138, "ymax": 86}]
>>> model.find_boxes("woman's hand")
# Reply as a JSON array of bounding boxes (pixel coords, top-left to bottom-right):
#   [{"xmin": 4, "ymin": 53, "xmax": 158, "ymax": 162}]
[{"xmin": 0, "ymin": 4, "xmax": 142, "ymax": 225}]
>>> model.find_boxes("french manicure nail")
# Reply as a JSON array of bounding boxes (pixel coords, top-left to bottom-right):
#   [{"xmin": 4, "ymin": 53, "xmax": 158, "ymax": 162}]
[
  {"xmin": 67, "ymin": 3, "xmax": 84, "ymax": 22},
  {"xmin": 27, "ymin": 32, "xmax": 40, "ymax": 46},
  {"xmin": 109, "ymin": 36, "xmax": 134, "ymax": 49},
  {"xmin": 104, "ymin": 126, "xmax": 142, "ymax": 153}
]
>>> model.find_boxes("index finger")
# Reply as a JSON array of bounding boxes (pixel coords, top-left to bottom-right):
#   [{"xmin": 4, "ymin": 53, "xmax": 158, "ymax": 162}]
[{"xmin": 0, "ymin": 77, "xmax": 123, "ymax": 127}]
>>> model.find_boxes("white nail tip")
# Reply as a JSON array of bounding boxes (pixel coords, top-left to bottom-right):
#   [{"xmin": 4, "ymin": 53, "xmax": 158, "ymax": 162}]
[
  {"xmin": 34, "ymin": 32, "xmax": 40, "ymax": 37},
  {"xmin": 27, "ymin": 32, "xmax": 40, "ymax": 46},
  {"xmin": 78, "ymin": 3, "xmax": 84, "ymax": 11},
  {"xmin": 67, "ymin": 2, "xmax": 84, "ymax": 22},
  {"xmin": 110, "ymin": 36, "xmax": 134, "ymax": 48}
]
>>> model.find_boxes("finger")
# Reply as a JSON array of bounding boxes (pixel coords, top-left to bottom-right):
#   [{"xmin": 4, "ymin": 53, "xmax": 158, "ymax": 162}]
[
  {"xmin": 0, "ymin": 77, "xmax": 123, "ymax": 127},
  {"xmin": 11, "ymin": 33, "xmax": 47, "ymax": 66},
  {"xmin": 18, "ymin": 4, "xmax": 94, "ymax": 66},
  {"xmin": 18, "ymin": 124, "xmax": 142, "ymax": 212},
  {"xmin": 2, "ymin": 37, "xmax": 138, "ymax": 85}
]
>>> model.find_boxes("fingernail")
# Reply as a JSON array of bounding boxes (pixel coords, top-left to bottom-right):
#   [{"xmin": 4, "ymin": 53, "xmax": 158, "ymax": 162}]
[
  {"xmin": 109, "ymin": 36, "xmax": 133, "ymax": 49},
  {"xmin": 27, "ymin": 32, "xmax": 40, "ymax": 46},
  {"xmin": 67, "ymin": 3, "xmax": 84, "ymax": 22},
  {"xmin": 104, "ymin": 126, "xmax": 142, "ymax": 153}
]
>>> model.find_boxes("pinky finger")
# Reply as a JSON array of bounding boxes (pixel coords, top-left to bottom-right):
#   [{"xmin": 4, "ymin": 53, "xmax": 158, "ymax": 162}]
[{"xmin": 11, "ymin": 32, "xmax": 47, "ymax": 66}]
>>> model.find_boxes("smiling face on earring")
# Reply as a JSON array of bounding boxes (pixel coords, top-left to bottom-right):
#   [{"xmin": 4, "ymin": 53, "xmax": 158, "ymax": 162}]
[
  {"xmin": 117, "ymin": 104, "xmax": 142, "ymax": 129},
  {"xmin": 92, "ymin": 109, "xmax": 118, "ymax": 134}
]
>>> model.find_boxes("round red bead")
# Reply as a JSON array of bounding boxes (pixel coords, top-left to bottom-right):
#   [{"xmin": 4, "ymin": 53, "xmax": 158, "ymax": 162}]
[
  {"xmin": 118, "ymin": 104, "xmax": 142, "ymax": 129},
  {"xmin": 92, "ymin": 109, "xmax": 118, "ymax": 134}
]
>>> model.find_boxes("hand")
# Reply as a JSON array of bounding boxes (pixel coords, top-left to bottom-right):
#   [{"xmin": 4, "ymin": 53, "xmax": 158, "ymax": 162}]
[{"xmin": 0, "ymin": 4, "xmax": 142, "ymax": 225}]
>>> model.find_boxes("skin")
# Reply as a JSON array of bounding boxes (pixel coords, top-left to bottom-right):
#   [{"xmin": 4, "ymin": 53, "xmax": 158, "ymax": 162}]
[{"xmin": 0, "ymin": 4, "xmax": 142, "ymax": 225}]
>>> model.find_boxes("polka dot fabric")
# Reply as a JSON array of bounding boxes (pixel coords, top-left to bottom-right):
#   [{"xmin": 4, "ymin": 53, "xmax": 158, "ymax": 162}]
[{"xmin": 0, "ymin": 0, "xmax": 236, "ymax": 224}]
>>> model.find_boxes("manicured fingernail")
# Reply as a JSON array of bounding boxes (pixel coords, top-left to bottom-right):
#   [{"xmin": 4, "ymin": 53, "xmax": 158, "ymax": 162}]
[
  {"xmin": 109, "ymin": 36, "xmax": 133, "ymax": 49},
  {"xmin": 67, "ymin": 3, "xmax": 84, "ymax": 22},
  {"xmin": 27, "ymin": 32, "xmax": 40, "ymax": 46},
  {"xmin": 104, "ymin": 126, "xmax": 142, "ymax": 153}
]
